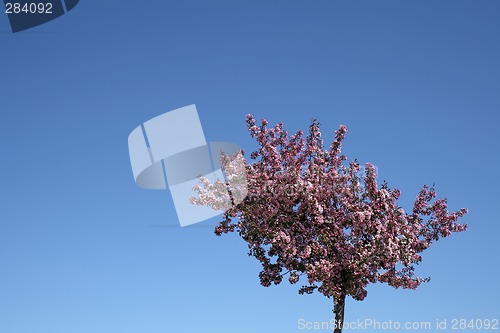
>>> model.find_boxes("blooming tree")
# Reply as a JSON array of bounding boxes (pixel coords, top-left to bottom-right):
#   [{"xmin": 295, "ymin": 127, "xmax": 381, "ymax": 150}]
[{"xmin": 191, "ymin": 115, "xmax": 468, "ymax": 333}]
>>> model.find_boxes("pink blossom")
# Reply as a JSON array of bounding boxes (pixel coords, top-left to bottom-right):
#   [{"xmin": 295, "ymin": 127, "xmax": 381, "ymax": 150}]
[{"xmin": 192, "ymin": 115, "xmax": 468, "ymax": 332}]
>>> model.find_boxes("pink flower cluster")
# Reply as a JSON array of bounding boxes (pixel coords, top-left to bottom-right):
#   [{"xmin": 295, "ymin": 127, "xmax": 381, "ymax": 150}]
[{"xmin": 192, "ymin": 115, "xmax": 468, "ymax": 301}]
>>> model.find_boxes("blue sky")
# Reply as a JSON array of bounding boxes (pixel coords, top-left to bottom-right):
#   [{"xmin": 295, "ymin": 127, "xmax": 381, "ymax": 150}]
[{"xmin": 0, "ymin": 1, "xmax": 499, "ymax": 332}]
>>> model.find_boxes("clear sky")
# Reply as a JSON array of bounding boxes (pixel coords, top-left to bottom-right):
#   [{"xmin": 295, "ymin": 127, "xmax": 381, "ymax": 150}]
[{"xmin": 0, "ymin": 1, "xmax": 499, "ymax": 333}]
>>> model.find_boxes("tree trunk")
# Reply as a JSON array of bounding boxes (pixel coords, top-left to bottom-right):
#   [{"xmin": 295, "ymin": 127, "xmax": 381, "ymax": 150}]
[{"xmin": 333, "ymin": 293, "xmax": 346, "ymax": 333}]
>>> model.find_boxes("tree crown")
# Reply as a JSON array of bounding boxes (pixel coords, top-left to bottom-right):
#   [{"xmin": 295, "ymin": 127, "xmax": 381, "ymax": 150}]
[{"xmin": 192, "ymin": 115, "xmax": 468, "ymax": 301}]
